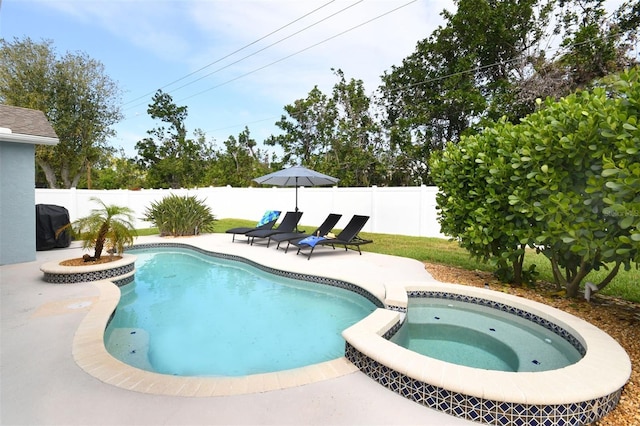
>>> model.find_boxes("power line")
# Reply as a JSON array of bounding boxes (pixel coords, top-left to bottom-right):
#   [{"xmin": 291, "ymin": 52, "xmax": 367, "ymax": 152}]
[
  {"xmin": 122, "ymin": 0, "xmax": 338, "ymax": 108},
  {"xmin": 208, "ymin": 116, "xmax": 282, "ymax": 133},
  {"xmin": 184, "ymin": 0, "xmax": 419, "ymax": 138},
  {"xmin": 120, "ymin": 0, "xmax": 417, "ymax": 123},
  {"xmin": 176, "ymin": 0, "xmax": 418, "ymax": 104},
  {"xmin": 382, "ymin": 28, "xmax": 636, "ymax": 95},
  {"xmin": 122, "ymin": 1, "xmax": 631, "ymax": 143},
  {"xmin": 152, "ymin": 0, "xmax": 365, "ymax": 101}
]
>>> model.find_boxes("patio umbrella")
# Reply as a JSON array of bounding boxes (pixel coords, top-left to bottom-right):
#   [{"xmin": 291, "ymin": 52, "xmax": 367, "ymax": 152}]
[{"xmin": 253, "ymin": 165, "xmax": 339, "ymax": 212}]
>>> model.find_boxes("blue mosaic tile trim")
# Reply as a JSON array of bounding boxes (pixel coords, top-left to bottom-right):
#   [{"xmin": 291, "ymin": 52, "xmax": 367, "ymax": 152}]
[
  {"xmin": 43, "ymin": 263, "xmax": 135, "ymax": 284},
  {"xmin": 386, "ymin": 304, "xmax": 407, "ymax": 313},
  {"xmin": 112, "ymin": 275, "xmax": 134, "ymax": 287},
  {"xmin": 345, "ymin": 342, "xmax": 622, "ymax": 426},
  {"xmin": 406, "ymin": 291, "xmax": 586, "ymax": 356},
  {"xmin": 127, "ymin": 243, "xmax": 384, "ymax": 308},
  {"xmin": 381, "ymin": 318, "xmax": 404, "ymax": 340}
]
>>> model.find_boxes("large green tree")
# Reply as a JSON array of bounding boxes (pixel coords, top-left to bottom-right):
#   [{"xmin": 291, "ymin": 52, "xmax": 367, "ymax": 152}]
[
  {"xmin": 506, "ymin": 0, "xmax": 637, "ymax": 115},
  {"xmin": 266, "ymin": 70, "xmax": 384, "ymax": 186},
  {"xmin": 324, "ymin": 69, "xmax": 384, "ymax": 186},
  {"xmin": 88, "ymin": 149, "xmax": 145, "ymax": 190},
  {"xmin": 379, "ymin": 0, "xmax": 637, "ymax": 186},
  {"xmin": 379, "ymin": 0, "xmax": 547, "ymax": 184},
  {"xmin": 265, "ymin": 85, "xmax": 337, "ymax": 168},
  {"xmin": 135, "ymin": 90, "xmax": 214, "ymax": 188},
  {"xmin": 557, "ymin": 0, "xmax": 637, "ymax": 88},
  {"xmin": 0, "ymin": 37, "xmax": 122, "ymax": 188}
]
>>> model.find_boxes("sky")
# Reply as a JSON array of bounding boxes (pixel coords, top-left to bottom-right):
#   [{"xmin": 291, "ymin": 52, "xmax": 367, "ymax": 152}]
[{"xmin": 1, "ymin": 0, "xmax": 454, "ymax": 157}]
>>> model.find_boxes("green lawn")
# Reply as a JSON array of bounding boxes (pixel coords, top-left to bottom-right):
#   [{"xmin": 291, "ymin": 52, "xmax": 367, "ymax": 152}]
[
  {"xmin": 136, "ymin": 219, "xmax": 640, "ymax": 303},
  {"xmin": 358, "ymin": 231, "xmax": 639, "ymax": 302}
]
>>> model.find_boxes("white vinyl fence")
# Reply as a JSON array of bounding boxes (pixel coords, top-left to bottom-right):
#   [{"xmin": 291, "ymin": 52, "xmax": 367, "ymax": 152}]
[{"xmin": 35, "ymin": 186, "xmax": 447, "ymax": 238}]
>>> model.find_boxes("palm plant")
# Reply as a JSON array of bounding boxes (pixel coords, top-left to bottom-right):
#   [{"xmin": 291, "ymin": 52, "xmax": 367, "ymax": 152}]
[{"xmin": 68, "ymin": 197, "xmax": 137, "ymax": 259}]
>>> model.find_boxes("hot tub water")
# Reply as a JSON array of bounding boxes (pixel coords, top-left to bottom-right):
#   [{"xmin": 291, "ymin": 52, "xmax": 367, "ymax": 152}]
[{"xmin": 391, "ymin": 298, "xmax": 583, "ymax": 372}]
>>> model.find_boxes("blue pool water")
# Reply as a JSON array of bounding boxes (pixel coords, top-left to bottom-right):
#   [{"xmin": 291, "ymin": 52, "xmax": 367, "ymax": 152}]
[
  {"xmin": 391, "ymin": 298, "xmax": 583, "ymax": 372},
  {"xmin": 104, "ymin": 248, "xmax": 376, "ymax": 376}
]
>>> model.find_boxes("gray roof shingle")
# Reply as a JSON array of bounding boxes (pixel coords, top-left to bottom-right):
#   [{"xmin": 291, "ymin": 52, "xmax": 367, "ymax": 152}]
[{"xmin": 0, "ymin": 105, "xmax": 58, "ymax": 138}]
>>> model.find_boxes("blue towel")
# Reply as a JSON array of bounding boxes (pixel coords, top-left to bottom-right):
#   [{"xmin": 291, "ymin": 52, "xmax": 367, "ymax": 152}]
[
  {"xmin": 298, "ymin": 236, "xmax": 326, "ymax": 247},
  {"xmin": 257, "ymin": 210, "xmax": 281, "ymax": 227}
]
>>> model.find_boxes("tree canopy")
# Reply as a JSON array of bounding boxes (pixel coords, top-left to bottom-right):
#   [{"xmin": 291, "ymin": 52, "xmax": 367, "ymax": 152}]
[
  {"xmin": 0, "ymin": 37, "xmax": 122, "ymax": 188},
  {"xmin": 135, "ymin": 90, "xmax": 214, "ymax": 189},
  {"xmin": 379, "ymin": 0, "xmax": 637, "ymax": 184},
  {"xmin": 206, "ymin": 127, "xmax": 271, "ymax": 187},
  {"xmin": 265, "ymin": 69, "xmax": 385, "ymax": 186},
  {"xmin": 4, "ymin": 0, "xmax": 638, "ymax": 190}
]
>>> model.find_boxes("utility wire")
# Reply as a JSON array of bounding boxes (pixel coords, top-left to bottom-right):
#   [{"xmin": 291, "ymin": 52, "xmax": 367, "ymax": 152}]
[
  {"xmin": 122, "ymin": 0, "xmax": 338, "ymax": 107},
  {"xmin": 176, "ymin": 0, "xmax": 418, "ymax": 103},
  {"xmin": 122, "ymin": 1, "xmax": 633, "ymax": 138},
  {"xmin": 152, "ymin": 0, "xmax": 365, "ymax": 101},
  {"xmin": 208, "ymin": 116, "xmax": 281, "ymax": 133},
  {"xmin": 188, "ymin": 0, "xmax": 419, "ymax": 137},
  {"xmin": 121, "ymin": 0, "xmax": 415, "ymax": 119}
]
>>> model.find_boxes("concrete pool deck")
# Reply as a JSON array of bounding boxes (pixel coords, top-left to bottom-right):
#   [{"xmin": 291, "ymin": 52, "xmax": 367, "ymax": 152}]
[{"xmin": 1, "ymin": 234, "xmax": 474, "ymax": 425}]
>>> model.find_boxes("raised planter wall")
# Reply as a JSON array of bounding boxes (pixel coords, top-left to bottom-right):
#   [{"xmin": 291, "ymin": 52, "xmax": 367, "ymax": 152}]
[{"xmin": 40, "ymin": 254, "xmax": 136, "ymax": 285}]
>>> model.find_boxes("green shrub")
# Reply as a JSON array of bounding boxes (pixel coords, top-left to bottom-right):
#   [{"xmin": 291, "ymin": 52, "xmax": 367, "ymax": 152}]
[
  {"xmin": 430, "ymin": 68, "xmax": 640, "ymax": 298},
  {"xmin": 143, "ymin": 194, "xmax": 216, "ymax": 237}
]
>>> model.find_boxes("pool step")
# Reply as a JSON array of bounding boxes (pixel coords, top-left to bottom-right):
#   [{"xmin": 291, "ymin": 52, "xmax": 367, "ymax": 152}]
[{"xmin": 105, "ymin": 327, "xmax": 153, "ymax": 371}]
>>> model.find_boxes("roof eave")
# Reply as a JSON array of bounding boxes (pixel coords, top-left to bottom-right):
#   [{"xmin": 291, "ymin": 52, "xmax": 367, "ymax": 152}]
[{"xmin": 0, "ymin": 132, "xmax": 59, "ymax": 146}]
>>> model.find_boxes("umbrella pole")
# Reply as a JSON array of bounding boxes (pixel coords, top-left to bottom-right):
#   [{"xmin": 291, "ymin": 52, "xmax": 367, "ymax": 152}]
[
  {"xmin": 295, "ymin": 178, "xmax": 299, "ymax": 232},
  {"xmin": 295, "ymin": 177, "xmax": 299, "ymax": 212}
]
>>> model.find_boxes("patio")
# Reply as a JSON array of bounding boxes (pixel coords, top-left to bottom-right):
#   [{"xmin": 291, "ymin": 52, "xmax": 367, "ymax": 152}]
[{"xmin": 1, "ymin": 234, "xmax": 472, "ymax": 425}]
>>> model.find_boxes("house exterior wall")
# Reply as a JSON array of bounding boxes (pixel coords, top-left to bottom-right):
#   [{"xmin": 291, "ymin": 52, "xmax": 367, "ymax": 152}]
[{"xmin": 0, "ymin": 141, "xmax": 36, "ymax": 265}]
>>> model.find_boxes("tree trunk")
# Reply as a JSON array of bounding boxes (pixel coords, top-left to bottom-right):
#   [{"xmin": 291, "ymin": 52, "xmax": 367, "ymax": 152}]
[
  {"xmin": 565, "ymin": 260, "xmax": 590, "ymax": 298},
  {"xmin": 36, "ymin": 158, "xmax": 58, "ymax": 189},
  {"xmin": 64, "ymin": 158, "xmax": 85, "ymax": 189},
  {"xmin": 548, "ymin": 255, "xmax": 565, "ymax": 291},
  {"xmin": 511, "ymin": 251, "xmax": 524, "ymax": 286},
  {"xmin": 594, "ymin": 262, "xmax": 622, "ymax": 293},
  {"xmin": 71, "ymin": 170, "xmax": 83, "ymax": 189},
  {"xmin": 61, "ymin": 160, "xmax": 71, "ymax": 188},
  {"xmin": 86, "ymin": 161, "xmax": 92, "ymax": 189},
  {"xmin": 94, "ymin": 223, "xmax": 109, "ymax": 259}
]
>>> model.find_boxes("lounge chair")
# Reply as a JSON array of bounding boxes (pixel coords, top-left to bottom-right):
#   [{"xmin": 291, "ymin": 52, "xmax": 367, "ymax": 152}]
[
  {"xmin": 270, "ymin": 213, "xmax": 342, "ymax": 253},
  {"xmin": 225, "ymin": 210, "xmax": 281, "ymax": 242},
  {"xmin": 292, "ymin": 215, "xmax": 373, "ymax": 259},
  {"xmin": 245, "ymin": 211, "xmax": 303, "ymax": 247}
]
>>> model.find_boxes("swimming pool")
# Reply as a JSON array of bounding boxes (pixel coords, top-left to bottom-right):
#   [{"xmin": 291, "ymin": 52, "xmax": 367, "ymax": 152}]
[
  {"xmin": 390, "ymin": 297, "xmax": 582, "ymax": 372},
  {"xmin": 70, "ymin": 236, "xmax": 630, "ymax": 424},
  {"xmin": 105, "ymin": 248, "xmax": 377, "ymax": 376}
]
